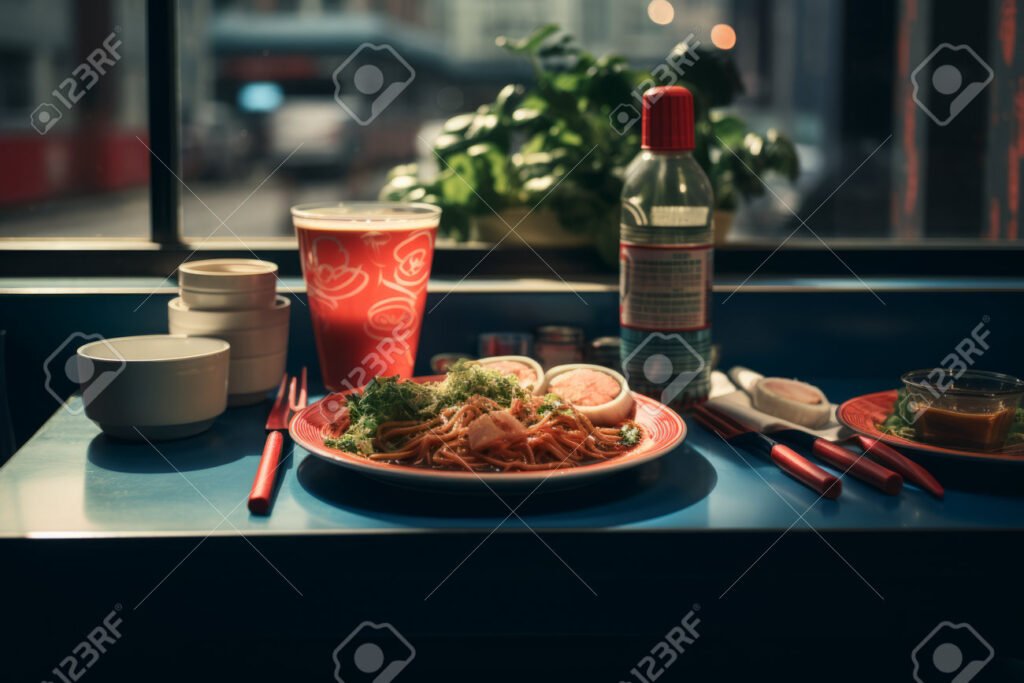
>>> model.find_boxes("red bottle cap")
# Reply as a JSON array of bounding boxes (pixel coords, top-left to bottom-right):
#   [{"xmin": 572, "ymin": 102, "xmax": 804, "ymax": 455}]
[{"xmin": 641, "ymin": 85, "xmax": 696, "ymax": 151}]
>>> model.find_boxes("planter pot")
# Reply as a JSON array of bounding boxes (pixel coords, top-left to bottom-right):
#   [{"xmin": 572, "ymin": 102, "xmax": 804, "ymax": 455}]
[
  {"xmin": 479, "ymin": 206, "xmax": 734, "ymax": 247},
  {"xmin": 473, "ymin": 207, "xmax": 593, "ymax": 247},
  {"xmin": 714, "ymin": 209, "xmax": 735, "ymax": 245}
]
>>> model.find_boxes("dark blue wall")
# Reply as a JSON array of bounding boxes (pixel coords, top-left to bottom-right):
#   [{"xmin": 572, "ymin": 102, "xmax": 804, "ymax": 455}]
[{"xmin": 2, "ymin": 284, "xmax": 1021, "ymax": 448}]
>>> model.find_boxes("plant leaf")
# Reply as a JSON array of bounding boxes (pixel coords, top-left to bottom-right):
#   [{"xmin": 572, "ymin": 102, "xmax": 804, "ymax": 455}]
[
  {"xmin": 465, "ymin": 107, "xmax": 501, "ymax": 141},
  {"xmin": 764, "ymin": 130, "xmax": 800, "ymax": 180},
  {"xmin": 437, "ymin": 153, "xmax": 478, "ymax": 207},
  {"xmin": 442, "ymin": 113, "xmax": 475, "ymax": 134},
  {"xmin": 496, "ymin": 24, "xmax": 560, "ymax": 55},
  {"xmin": 385, "ymin": 163, "xmax": 418, "ymax": 181},
  {"xmin": 467, "ymin": 142, "xmax": 511, "ymax": 199},
  {"xmin": 434, "ymin": 133, "xmax": 472, "ymax": 159},
  {"xmin": 494, "ymin": 84, "xmax": 526, "ymax": 119},
  {"xmin": 711, "ymin": 114, "xmax": 746, "ymax": 149}
]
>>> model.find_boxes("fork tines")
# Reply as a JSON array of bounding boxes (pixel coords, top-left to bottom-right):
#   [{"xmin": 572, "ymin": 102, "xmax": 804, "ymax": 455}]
[
  {"xmin": 266, "ymin": 368, "xmax": 307, "ymax": 432},
  {"xmin": 289, "ymin": 367, "xmax": 308, "ymax": 412}
]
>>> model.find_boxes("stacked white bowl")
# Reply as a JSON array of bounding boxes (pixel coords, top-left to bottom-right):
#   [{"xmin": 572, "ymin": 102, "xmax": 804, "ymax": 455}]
[{"xmin": 168, "ymin": 259, "xmax": 290, "ymax": 406}]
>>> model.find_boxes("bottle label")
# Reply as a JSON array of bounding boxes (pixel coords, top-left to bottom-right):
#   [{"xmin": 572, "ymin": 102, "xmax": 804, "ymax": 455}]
[
  {"xmin": 619, "ymin": 243, "xmax": 712, "ymax": 331},
  {"xmin": 620, "ymin": 202, "xmax": 712, "ymax": 245},
  {"xmin": 649, "ymin": 205, "xmax": 710, "ymax": 227}
]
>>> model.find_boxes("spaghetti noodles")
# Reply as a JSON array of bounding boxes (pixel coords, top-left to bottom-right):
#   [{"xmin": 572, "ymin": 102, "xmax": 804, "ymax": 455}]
[{"xmin": 324, "ymin": 393, "xmax": 643, "ymax": 472}]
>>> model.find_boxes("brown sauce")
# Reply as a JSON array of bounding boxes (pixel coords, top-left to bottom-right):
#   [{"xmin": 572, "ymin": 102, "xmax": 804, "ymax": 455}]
[{"xmin": 917, "ymin": 405, "xmax": 1016, "ymax": 451}]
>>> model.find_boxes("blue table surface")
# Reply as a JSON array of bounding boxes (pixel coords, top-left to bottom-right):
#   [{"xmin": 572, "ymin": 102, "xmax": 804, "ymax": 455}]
[{"xmin": 1, "ymin": 379, "xmax": 1022, "ymax": 539}]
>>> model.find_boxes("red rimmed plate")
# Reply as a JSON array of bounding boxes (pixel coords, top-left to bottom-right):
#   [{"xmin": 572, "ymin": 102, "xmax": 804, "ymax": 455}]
[
  {"xmin": 289, "ymin": 376, "xmax": 687, "ymax": 492},
  {"xmin": 837, "ymin": 390, "xmax": 1024, "ymax": 464}
]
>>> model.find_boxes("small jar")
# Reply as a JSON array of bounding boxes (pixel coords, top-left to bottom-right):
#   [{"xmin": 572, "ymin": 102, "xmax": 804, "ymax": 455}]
[
  {"xmin": 430, "ymin": 353, "xmax": 473, "ymax": 374},
  {"xmin": 534, "ymin": 326, "xmax": 584, "ymax": 369},
  {"xmin": 478, "ymin": 332, "xmax": 533, "ymax": 357},
  {"xmin": 589, "ymin": 336, "xmax": 622, "ymax": 372}
]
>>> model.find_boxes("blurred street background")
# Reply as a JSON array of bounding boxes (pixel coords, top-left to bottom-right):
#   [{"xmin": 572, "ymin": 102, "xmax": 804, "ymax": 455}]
[{"xmin": 0, "ymin": 0, "xmax": 1012, "ymax": 242}]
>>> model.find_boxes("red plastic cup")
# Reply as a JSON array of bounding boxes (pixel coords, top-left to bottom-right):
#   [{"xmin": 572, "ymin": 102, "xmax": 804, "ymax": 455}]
[{"xmin": 291, "ymin": 202, "xmax": 441, "ymax": 391}]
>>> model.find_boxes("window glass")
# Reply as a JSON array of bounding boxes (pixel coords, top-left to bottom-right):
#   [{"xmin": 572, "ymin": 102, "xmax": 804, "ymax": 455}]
[
  {"xmin": 0, "ymin": 0, "xmax": 149, "ymax": 238},
  {"xmin": 163, "ymin": 0, "xmax": 1019, "ymax": 248}
]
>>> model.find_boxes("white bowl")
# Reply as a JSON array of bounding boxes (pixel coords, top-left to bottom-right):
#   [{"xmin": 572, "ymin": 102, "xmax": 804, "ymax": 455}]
[
  {"xmin": 178, "ymin": 259, "xmax": 278, "ymax": 292},
  {"xmin": 179, "ymin": 286, "xmax": 276, "ymax": 311},
  {"xmin": 168, "ymin": 319, "xmax": 289, "ymax": 359},
  {"xmin": 228, "ymin": 350, "xmax": 288, "ymax": 406},
  {"xmin": 168, "ymin": 295, "xmax": 290, "ymax": 333},
  {"xmin": 76, "ymin": 335, "xmax": 229, "ymax": 440}
]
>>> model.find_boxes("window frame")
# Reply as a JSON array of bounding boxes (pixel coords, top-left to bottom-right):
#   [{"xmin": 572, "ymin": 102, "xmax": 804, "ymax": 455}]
[{"xmin": 0, "ymin": 0, "xmax": 1021, "ymax": 281}]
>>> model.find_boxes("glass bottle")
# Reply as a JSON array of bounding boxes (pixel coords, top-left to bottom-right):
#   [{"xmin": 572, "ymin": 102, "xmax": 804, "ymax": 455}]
[{"xmin": 619, "ymin": 85, "xmax": 714, "ymax": 412}]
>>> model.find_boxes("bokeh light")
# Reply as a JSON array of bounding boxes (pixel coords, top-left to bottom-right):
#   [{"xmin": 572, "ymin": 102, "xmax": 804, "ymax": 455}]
[
  {"xmin": 647, "ymin": 0, "xmax": 675, "ymax": 26},
  {"xmin": 711, "ymin": 23, "xmax": 737, "ymax": 50}
]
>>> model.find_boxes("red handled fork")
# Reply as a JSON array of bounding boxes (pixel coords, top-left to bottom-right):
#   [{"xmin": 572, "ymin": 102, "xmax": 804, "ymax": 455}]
[{"xmin": 248, "ymin": 367, "xmax": 307, "ymax": 515}]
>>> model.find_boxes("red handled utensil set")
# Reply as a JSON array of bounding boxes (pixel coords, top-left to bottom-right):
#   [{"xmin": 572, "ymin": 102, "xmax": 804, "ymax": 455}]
[
  {"xmin": 245, "ymin": 369, "xmax": 943, "ymax": 513},
  {"xmin": 692, "ymin": 404, "xmax": 944, "ymax": 500}
]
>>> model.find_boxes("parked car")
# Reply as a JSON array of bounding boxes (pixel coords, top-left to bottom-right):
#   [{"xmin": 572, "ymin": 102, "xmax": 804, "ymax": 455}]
[{"xmin": 267, "ymin": 97, "xmax": 360, "ymax": 176}]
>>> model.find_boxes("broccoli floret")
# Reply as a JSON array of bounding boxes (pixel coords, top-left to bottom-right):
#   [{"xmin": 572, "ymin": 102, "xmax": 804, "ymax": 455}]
[
  {"xmin": 323, "ymin": 360, "xmax": 529, "ymax": 455},
  {"xmin": 333, "ymin": 376, "xmax": 436, "ymax": 454},
  {"xmin": 325, "ymin": 433, "xmax": 371, "ymax": 454},
  {"xmin": 437, "ymin": 359, "xmax": 528, "ymax": 407},
  {"xmin": 619, "ymin": 424, "xmax": 641, "ymax": 446},
  {"xmin": 537, "ymin": 393, "xmax": 568, "ymax": 415}
]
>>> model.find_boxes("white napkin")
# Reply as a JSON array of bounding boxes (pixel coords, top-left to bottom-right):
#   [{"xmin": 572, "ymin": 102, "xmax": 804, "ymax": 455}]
[{"xmin": 708, "ymin": 368, "xmax": 845, "ymax": 440}]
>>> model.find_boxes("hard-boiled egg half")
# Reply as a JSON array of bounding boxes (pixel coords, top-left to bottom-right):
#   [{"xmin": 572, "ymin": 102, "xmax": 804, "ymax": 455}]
[{"xmin": 541, "ymin": 364, "xmax": 635, "ymax": 426}]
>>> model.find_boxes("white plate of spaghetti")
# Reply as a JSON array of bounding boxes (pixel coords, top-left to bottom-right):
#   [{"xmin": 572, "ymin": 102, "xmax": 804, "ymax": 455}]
[{"xmin": 289, "ymin": 361, "xmax": 687, "ymax": 492}]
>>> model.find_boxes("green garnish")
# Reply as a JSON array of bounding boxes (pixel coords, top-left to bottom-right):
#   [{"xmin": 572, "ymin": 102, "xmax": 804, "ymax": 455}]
[
  {"xmin": 619, "ymin": 424, "xmax": 641, "ymax": 447},
  {"xmin": 439, "ymin": 359, "xmax": 528, "ymax": 407},
  {"xmin": 325, "ymin": 360, "xmax": 528, "ymax": 455},
  {"xmin": 877, "ymin": 389, "xmax": 924, "ymax": 440},
  {"xmin": 537, "ymin": 393, "xmax": 571, "ymax": 416},
  {"xmin": 1008, "ymin": 409, "xmax": 1024, "ymax": 445}
]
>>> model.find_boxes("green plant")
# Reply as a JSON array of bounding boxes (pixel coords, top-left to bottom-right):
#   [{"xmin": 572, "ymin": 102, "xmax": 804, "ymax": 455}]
[{"xmin": 380, "ymin": 25, "xmax": 799, "ymax": 263}]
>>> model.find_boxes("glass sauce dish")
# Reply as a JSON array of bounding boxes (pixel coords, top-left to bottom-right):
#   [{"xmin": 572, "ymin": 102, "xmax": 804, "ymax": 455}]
[{"xmin": 901, "ymin": 369, "xmax": 1024, "ymax": 451}]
